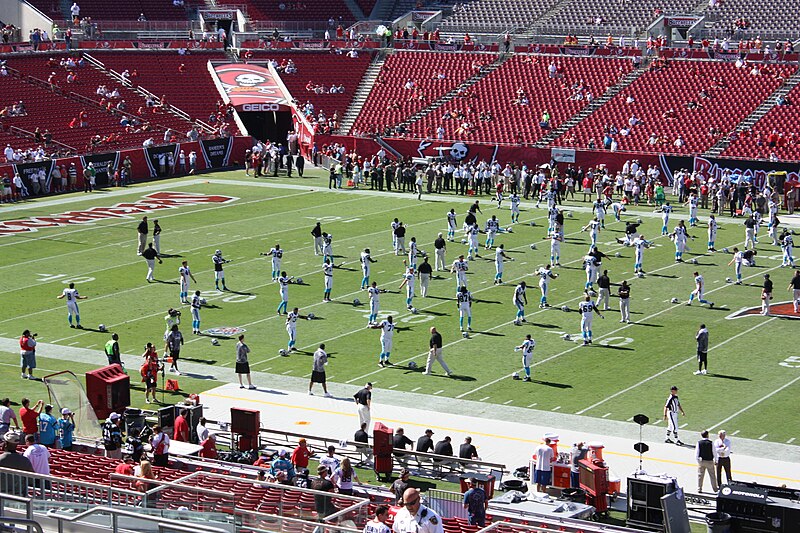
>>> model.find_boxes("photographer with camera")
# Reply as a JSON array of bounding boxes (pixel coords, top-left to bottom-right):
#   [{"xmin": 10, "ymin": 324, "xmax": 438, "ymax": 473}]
[{"xmin": 19, "ymin": 330, "xmax": 37, "ymax": 380}]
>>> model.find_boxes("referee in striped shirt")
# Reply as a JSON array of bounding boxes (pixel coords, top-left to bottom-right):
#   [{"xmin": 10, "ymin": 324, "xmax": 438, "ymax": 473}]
[{"xmin": 663, "ymin": 386, "xmax": 686, "ymax": 445}]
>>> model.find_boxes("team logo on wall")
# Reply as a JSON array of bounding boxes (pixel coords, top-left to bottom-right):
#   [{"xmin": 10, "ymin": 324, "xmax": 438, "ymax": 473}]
[
  {"xmin": 726, "ymin": 302, "xmax": 800, "ymax": 320},
  {"xmin": 215, "ymin": 64, "xmax": 286, "ymax": 99},
  {"xmin": 415, "ymin": 139, "xmax": 499, "ymax": 164},
  {"xmin": 203, "ymin": 327, "xmax": 246, "ymax": 336}
]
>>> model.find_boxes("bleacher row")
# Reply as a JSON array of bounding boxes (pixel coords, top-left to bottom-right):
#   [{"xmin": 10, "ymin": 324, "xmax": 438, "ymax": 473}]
[{"xmin": 4, "ymin": 48, "xmax": 800, "ymax": 161}]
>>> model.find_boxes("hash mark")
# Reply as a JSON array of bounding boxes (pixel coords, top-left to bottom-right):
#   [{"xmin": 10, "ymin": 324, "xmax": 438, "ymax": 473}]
[
  {"xmin": 433, "ymin": 390, "xmax": 444, "ymax": 395},
  {"xmin": 282, "ymin": 370, "xmax": 292, "ymax": 375},
  {"xmin": 652, "ymin": 419, "xmax": 662, "ymax": 425},
  {"xmin": 68, "ymin": 342, "xmax": 79, "ymax": 346},
  {"xmin": 680, "ymin": 423, "xmax": 688, "ymax": 428},
  {"xmin": 643, "ymin": 297, "xmax": 650, "ymax": 301},
  {"xmin": 552, "ymin": 406, "xmax": 561, "ymax": 411},
  {"xmin": 479, "ymin": 396, "xmax": 490, "ymax": 401},
  {"xmin": 602, "ymin": 413, "xmax": 612, "ymax": 418},
  {"xmin": 627, "ymin": 417, "xmax": 634, "ymax": 421},
  {"xmin": 389, "ymin": 384, "xmax": 398, "ymax": 389},
  {"xmin": 528, "ymin": 403, "xmax": 537, "ymax": 408},
  {"xmin": 758, "ymin": 434, "xmax": 768, "ymax": 440},
  {"xmin": 731, "ymin": 430, "xmax": 740, "ymax": 436},
  {"xmin": 787, "ymin": 438, "xmax": 796, "ymax": 444},
  {"xmin": 411, "ymin": 387, "xmax": 421, "ymax": 392},
  {"xmin": 503, "ymin": 400, "xmax": 513, "ymax": 405}
]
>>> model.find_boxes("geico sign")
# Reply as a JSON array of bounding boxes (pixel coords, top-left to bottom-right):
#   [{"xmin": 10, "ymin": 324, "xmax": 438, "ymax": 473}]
[{"xmin": 241, "ymin": 103, "xmax": 281, "ymax": 111}]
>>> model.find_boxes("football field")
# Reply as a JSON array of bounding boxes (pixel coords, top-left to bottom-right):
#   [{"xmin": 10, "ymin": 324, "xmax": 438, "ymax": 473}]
[{"xmin": 1, "ymin": 170, "xmax": 798, "ymax": 446}]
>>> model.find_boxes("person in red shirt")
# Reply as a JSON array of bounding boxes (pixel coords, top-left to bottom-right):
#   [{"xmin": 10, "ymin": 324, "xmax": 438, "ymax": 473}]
[
  {"xmin": 114, "ymin": 459, "xmax": 134, "ymax": 476},
  {"xmin": 173, "ymin": 409, "xmax": 189, "ymax": 442},
  {"xmin": 291, "ymin": 438, "xmax": 315, "ymax": 469},
  {"xmin": 19, "ymin": 398, "xmax": 43, "ymax": 438},
  {"xmin": 199, "ymin": 434, "xmax": 218, "ymax": 459}
]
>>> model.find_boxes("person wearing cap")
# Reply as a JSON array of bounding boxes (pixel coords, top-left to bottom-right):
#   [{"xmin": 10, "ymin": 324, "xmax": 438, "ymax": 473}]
[
  {"xmin": 569, "ymin": 442, "xmax": 587, "ymax": 488},
  {"xmin": 0, "ymin": 432, "xmax": 34, "ymax": 495},
  {"xmin": 663, "ymin": 386, "xmax": 686, "ymax": 446},
  {"xmin": 390, "ymin": 469, "xmax": 411, "ymax": 505},
  {"xmin": 38, "ymin": 404, "xmax": 58, "ymax": 448},
  {"xmin": 319, "ymin": 445, "xmax": 340, "ymax": 474},
  {"xmin": 22, "ymin": 434, "xmax": 50, "ymax": 475},
  {"xmin": 463, "ymin": 477, "xmax": 488, "ymax": 526},
  {"xmin": 270, "ymin": 449, "xmax": 295, "ymax": 483},
  {"xmin": 56, "ymin": 408, "xmax": 75, "ymax": 450},
  {"xmin": 416, "ymin": 429, "xmax": 434, "ymax": 453},
  {"xmin": 311, "ymin": 465, "xmax": 336, "ymax": 519},
  {"xmin": 291, "ymin": 438, "xmax": 314, "ymax": 469},
  {"xmin": 393, "ymin": 487, "xmax": 444, "ymax": 533},
  {"xmin": 761, "ymin": 273, "xmax": 773, "ymax": 315},
  {"xmin": 353, "ymin": 383, "xmax": 372, "ymax": 429},
  {"xmin": 19, "ymin": 330, "xmax": 37, "ymax": 380},
  {"xmin": 19, "ymin": 398, "xmax": 43, "ymax": 440},
  {"xmin": 0, "ymin": 398, "xmax": 19, "ymax": 438},
  {"xmin": 102, "ymin": 413, "xmax": 124, "ymax": 459}
]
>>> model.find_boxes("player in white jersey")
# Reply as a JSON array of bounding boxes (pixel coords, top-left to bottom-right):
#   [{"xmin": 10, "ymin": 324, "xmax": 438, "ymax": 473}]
[
  {"xmin": 768, "ymin": 213, "xmax": 780, "ymax": 246},
  {"xmin": 164, "ymin": 308, "xmax": 181, "ymax": 343},
  {"xmin": 687, "ymin": 272, "xmax": 714, "ymax": 307},
  {"xmin": 212, "ymin": 249, "xmax": 230, "ymax": 291},
  {"xmin": 631, "ymin": 235, "xmax": 651, "ymax": 275},
  {"xmin": 322, "ymin": 233, "xmax": 333, "ymax": 264},
  {"xmin": 535, "ymin": 264, "xmax": 558, "ymax": 308},
  {"xmin": 391, "ymin": 218, "xmax": 400, "ymax": 249},
  {"xmin": 457, "ymin": 286, "xmax": 473, "ymax": 332},
  {"xmin": 707, "ymin": 214, "xmax": 718, "ymax": 252},
  {"xmin": 547, "ymin": 207, "xmax": 559, "ymax": 236},
  {"xmin": 550, "ymin": 233, "xmax": 562, "ymax": 266},
  {"xmin": 593, "ymin": 199, "xmax": 606, "ymax": 228},
  {"xmin": 513, "ymin": 281, "xmax": 528, "ymax": 325},
  {"xmin": 685, "ymin": 193, "xmax": 699, "ymax": 226},
  {"xmin": 363, "ymin": 505, "xmax": 392, "ymax": 533},
  {"xmin": 371, "ymin": 316, "xmax": 395, "ymax": 367},
  {"xmin": 578, "ymin": 294, "xmax": 604, "ymax": 345},
  {"xmin": 484, "ymin": 216, "xmax": 500, "ymax": 249},
  {"xmin": 408, "ymin": 237, "xmax": 419, "ymax": 268},
  {"xmin": 583, "ymin": 254, "xmax": 598, "ymax": 290},
  {"xmin": 610, "ymin": 201, "xmax": 626, "ymax": 222},
  {"xmin": 260, "ymin": 244, "xmax": 283, "ymax": 282},
  {"xmin": 367, "ymin": 282, "xmax": 382, "ymax": 325},
  {"xmin": 360, "ymin": 248, "xmax": 377, "ymax": 289},
  {"xmin": 398, "ymin": 266, "xmax": 416, "ymax": 310},
  {"xmin": 753, "ymin": 211, "xmax": 762, "ymax": 243},
  {"xmin": 657, "ymin": 202, "xmax": 673, "ymax": 235},
  {"xmin": 178, "ymin": 260, "xmax": 197, "ymax": 304},
  {"xmin": 582, "ymin": 218, "xmax": 601, "ymax": 249},
  {"xmin": 669, "ymin": 220, "xmax": 691, "ymax": 262},
  {"xmin": 467, "ymin": 223, "xmax": 480, "ymax": 260},
  {"xmin": 494, "ymin": 244, "xmax": 512, "ymax": 284},
  {"xmin": 322, "ymin": 258, "xmax": 334, "ymax": 301},
  {"xmin": 190, "ymin": 290, "xmax": 202, "ymax": 334},
  {"xmin": 515, "ymin": 334, "xmax": 535, "ymax": 381},
  {"xmin": 276, "ymin": 271, "xmax": 293, "ymax": 315},
  {"xmin": 451, "ymin": 255, "xmax": 469, "ymax": 289},
  {"xmin": 727, "ymin": 247, "xmax": 744, "ymax": 284},
  {"xmin": 56, "ymin": 282, "xmax": 87, "ymax": 328},
  {"xmin": 781, "ymin": 231, "xmax": 795, "ymax": 267},
  {"xmin": 285, "ymin": 307, "xmax": 299, "ymax": 352},
  {"xmin": 446, "ymin": 209, "xmax": 457, "ymax": 241},
  {"xmin": 509, "ymin": 193, "xmax": 520, "ymax": 223}
]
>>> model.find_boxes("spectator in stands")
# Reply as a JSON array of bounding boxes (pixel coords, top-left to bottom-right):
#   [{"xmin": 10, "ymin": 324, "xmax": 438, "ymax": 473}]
[
  {"xmin": 291, "ymin": 438, "xmax": 314, "ymax": 470},
  {"xmin": 463, "ymin": 477, "xmax": 488, "ymax": 526},
  {"xmin": 392, "ymin": 427, "xmax": 413, "ymax": 465},
  {"xmin": 332, "ymin": 457, "xmax": 359, "ymax": 495},
  {"xmin": 195, "ymin": 417, "xmax": 209, "ymax": 443},
  {"xmin": 199, "ymin": 434, "xmax": 218, "ymax": 459},
  {"xmin": 434, "ymin": 435, "xmax": 453, "ymax": 457},
  {"xmin": 38, "ymin": 404, "xmax": 57, "ymax": 448},
  {"xmin": 0, "ymin": 398, "xmax": 19, "ymax": 437},
  {"xmin": 23, "ymin": 434, "xmax": 50, "ymax": 475},
  {"xmin": 459, "ymin": 436, "xmax": 479, "ymax": 460},
  {"xmin": 416, "ymin": 428, "xmax": 434, "ymax": 453},
  {"xmin": 19, "ymin": 398, "xmax": 43, "ymax": 440},
  {"xmin": 390, "ymin": 469, "xmax": 411, "ymax": 504},
  {"xmin": 126, "ymin": 428, "xmax": 144, "ymax": 463},
  {"xmin": 0, "ymin": 432, "xmax": 33, "ymax": 495},
  {"xmin": 270, "ymin": 449, "xmax": 295, "ymax": 483},
  {"xmin": 173, "ymin": 409, "xmax": 189, "ymax": 442},
  {"xmin": 311, "ymin": 465, "xmax": 336, "ymax": 518},
  {"xmin": 135, "ymin": 460, "xmax": 157, "ymax": 502},
  {"xmin": 150, "ymin": 425, "xmax": 169, "ymax": 466},
  {"xmin": 102, "ymin": 413, "xmax": 124, "ymax": 459}
]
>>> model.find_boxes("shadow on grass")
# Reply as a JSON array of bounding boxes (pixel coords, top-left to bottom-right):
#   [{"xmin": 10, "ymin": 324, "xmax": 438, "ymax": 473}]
[
  {"xmin": 706, "ymin": 373, "xmax": 751, "ymax": 381},
  {"xmin": 531, "ymin": 379, "xmax": 572, "ymax": 389}
]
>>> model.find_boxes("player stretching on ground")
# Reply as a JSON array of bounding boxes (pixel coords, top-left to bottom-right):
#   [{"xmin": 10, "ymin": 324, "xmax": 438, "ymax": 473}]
[
  {"xmin": 513, "ymin": 281, "xmax": 528, "ymax": 325},
  {"xmin": 178, "ymin": 261, "xmax": 197, "ymax": 304},
  {"xmin": 687, "ymin": 272, "xmax": 714, "ymax": 307},
  {"xmin": 57, "ymin": 282, "xmax": 87, "ymax": 328},
  {"xmin": 372, "ymin": 315, "xmax": 395, "ymax": 367},
  {"xmin": 515, "ymin": 334, "xmax": 535, "ymax": 382},
  {"xmin": 578, "ymin": 294, "xmax": 604, "ymax": 346}
]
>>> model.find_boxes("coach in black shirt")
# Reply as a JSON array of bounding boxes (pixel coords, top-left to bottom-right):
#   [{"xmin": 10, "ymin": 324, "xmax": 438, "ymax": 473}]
[
  {"xmin": 137, "ymin": 216, "xmax": 148, "ymax": 255},
  {"xmin": 459, "ymin": 436, "xmax": 479, "ymax": 459},
  {"xmin": 416, "ymin": 429, "xmax": 434, "ymax": 453}
]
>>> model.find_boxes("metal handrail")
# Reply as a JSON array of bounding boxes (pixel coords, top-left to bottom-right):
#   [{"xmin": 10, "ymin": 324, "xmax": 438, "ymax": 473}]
[
  {"xmin": 46, "ymin": 506, "xmax": 228, "ymax": 533},
  {"xmin": 0, "ymin": 518, "xmax": 42, "ymax": 533}
]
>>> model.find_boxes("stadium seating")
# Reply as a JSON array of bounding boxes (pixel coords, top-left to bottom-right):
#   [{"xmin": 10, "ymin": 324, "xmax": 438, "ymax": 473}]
[
  {"xmin": 438, "ymin": 0, "xmax": 562, "ymax": 34},
  {"xmin": 352, "ymin": 51, "xmax": 495, "ymax": 135},
  {"xmin": 249, "ymin": 51, "xmax": 373, "ymax": 124},
  {"xmin": 408, "ymin": 54, "xmax": 630, "ymax": 145},
  {"xmin": 706, "ymin": 0, "xmax": 796, "ymax": 37},
  {"xmin": 354, "ymin": 0, "xmax": 376, "ymax": 16},
  {"xmin": 537, "ymin": 0, "xmax": 697, "ymax": 35},
  {"xmin": 229, "ymin": 0, "xmax": 356, "ymax": 23},
  {"xmin": 723, "ymin": 84, "xmax": 800, "ymax": 161},
  {"xmin": 27, "ymin": 0, "xmax": 193, "ymax": 22},
  {"xmin": 555, "ymin": 61, "xmax": 792, "ymax": 154}
]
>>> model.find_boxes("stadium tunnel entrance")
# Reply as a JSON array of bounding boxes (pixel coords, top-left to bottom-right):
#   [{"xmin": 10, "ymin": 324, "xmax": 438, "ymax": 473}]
[{"xmin": 238, "ymin": 104, "xmax": 293, "ymax": 144}]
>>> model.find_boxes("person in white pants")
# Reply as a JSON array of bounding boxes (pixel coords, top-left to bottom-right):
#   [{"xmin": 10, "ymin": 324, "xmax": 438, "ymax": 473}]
[
  {"xmin": 435, "ymin": 233, "xmax": 447, "ymax": 271},
  {"xmin": 425, "ymin": 327, "xmax": 451, "ymax": 376},
  {"xmin": 618, "ymin": 280, "xmax": 631, "ymax": 323}
]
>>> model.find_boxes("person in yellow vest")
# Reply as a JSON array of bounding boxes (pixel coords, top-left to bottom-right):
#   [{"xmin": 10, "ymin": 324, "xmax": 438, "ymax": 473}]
[{"xmin": 105, "ymin": 333, "xmax": 122, "ymax": 367}]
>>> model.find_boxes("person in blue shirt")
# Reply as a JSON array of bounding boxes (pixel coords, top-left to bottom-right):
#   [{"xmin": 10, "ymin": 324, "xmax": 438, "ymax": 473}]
[
  {"xmin": 56, "ymin": 408, "xmax": 76, "ymax": 450},
  {"xmin": 38, "ymin": 404, "xmax": 58, "ymax": 447},
  {"xmin": 270, "ymin": 449, "xmax": 296, "ymax": 484}
]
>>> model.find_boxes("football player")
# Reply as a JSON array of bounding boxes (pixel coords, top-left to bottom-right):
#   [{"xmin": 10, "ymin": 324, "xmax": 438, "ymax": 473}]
[
  {"xmin": 360, "ymin": 248, "xmax": 377, "ymax": 289},
  {"xmin": 322, "ymin": 257, "xmax": 334, "ymax": 302},
  {"xmin": 178, "ymin": 260, "xmax": 197, "ymax": 304},
  {"xmin": 687, "ymin": 272, "xmax": 714, "ymax": 307},
  {"xmin": 495, "ymin": 244, "xmax": 512, "ymax": 284},
  {"xmin": 451, "ymin": 254, "xmax": 469, "ymax": 290},
  {"xmin": 513, "ymin": 281, "xmax": 528, "ymax": 325},
  {"xmin": 367, "ymin": 281, "xmax": 382, "ymax": 326},
  {"xmin": 578, "ymin": 294, "xmax": 604, "ymax": 345},
  {"xmin": 398, "ymin": 265, "xmax": 416, "ymax": 310},
  {"xmin": 457, "ymin": 286, "xmax": 473, "ymax": 332},
  {"xmin": 516, "ymin": 334, "xmax": 535, "ymax": 382},
  {"xmin": 276, "ymin": 271, "xmax": 293, "ymax": 315},
  {"xmin": 727, "ymin": 247, "xmax": 744, "ymax": 284},
  {"xmin": 657, "ymin": 201, "xmax": 673, "ymax": 235},
  {"xmin": 535, "ymin": 264, "xmax": 557, "ymax": 308},
  {"xmin": 212, "ymin": 249, "xmax": 230, "ymax": 291},
  {"xmin": 285, "ymin": 307, "xmax": 299, "ymax": 352},
  {"xmin": 190, "ymin": 290, "xmax": 202, "ymax": 334},
  {"xmin": 371, "ymin": 315, "xmax": 395, "ymax": 367},
  {"xmin": 56, "ymin": 282, "xmax": 87, "ymax": 328},
  {"xmin": 260, "ymin": 244, "xmax": 283, "ymax": 282}
]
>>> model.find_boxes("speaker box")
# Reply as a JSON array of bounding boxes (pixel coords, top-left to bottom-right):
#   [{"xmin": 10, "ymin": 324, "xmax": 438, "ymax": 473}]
[
  {"xmin": 372, "ymin": 422, "xmax": 393, "ymax": 455},
  {"xmin": 85, "ymin": 364, "xmax": 130, "ymax": 420},
  {"xmin": 231, "ymin": 407, "xmax": 260, "ymax": 435},
  {"xmin": 627, "ymin": 474, "xmax": 676, "ymax": 530}
]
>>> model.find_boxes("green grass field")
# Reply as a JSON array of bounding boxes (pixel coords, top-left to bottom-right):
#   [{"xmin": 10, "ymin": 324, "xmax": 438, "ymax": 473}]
[{"xmin": 1, "ymin": 169, "xmax": 798, "ymax": 446}]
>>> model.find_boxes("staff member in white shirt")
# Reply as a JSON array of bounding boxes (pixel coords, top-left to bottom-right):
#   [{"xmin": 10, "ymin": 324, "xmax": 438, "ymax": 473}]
[
  {"xmin": 392, "ymin": 488, "xmax": 443, "ymax": 533},
  {"xmin": 714, "ymin": 430, "xmax": 733, "ymax": 485}
]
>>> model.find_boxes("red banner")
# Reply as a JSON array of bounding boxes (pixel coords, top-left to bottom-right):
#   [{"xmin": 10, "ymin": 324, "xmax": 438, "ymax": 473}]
[{"xmin": 211, "ymin": 63, "xmax": 293, "ymax": 110}]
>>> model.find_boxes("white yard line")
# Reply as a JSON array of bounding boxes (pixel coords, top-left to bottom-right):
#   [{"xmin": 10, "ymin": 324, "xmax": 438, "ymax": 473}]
[{"xmin": 708, "ymin": 374, "xmax": 800, "ymax": 432}]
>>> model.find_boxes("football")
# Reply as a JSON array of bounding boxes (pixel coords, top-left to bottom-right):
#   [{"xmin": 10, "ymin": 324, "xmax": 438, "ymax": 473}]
[
  {"xmin": 529, "ymin": 221, "xmax": 536, "ymax": 226},
  {"xmin": 512, "ymin": 372, "xmax": 520, "ymax": 380},
  {"xmin": 506, "ymin": 227, "xmax": 513, "ymax": 233},
  {"xmin": 462, "ymin": 331, "xmax": 468, "ymax": 338},
  {"xmin": 411, "ymin": 307, "xmax": 418, "ymax": 314},
  {"xmin": 588, "ymin": 290, "xmax": 597, "ymax": 297},
  {"xmin": 670, "ymin": 297, "xmax": 679, "ymax": 304},
  {"xmin": 563, "ymin": 334, "xmax": 571, "ymax": 341},
  {"xmin": 461, "ymin": 238, "xmax": 467, "ymax": 244},
  {"xmin": 637, "ymin": 272, "xmax": 645, "ymax": 278},
  {"xmin": 98, "ymin": 324, "xmax": 106, "ymax": 332},
  {"xmin": 530, "ymin": 243, "xmax": 537, "ymax": 250},
  {"xmin": 566, "ymin": 212, "xmax": 573, "ymax": 218},
  {"xmin": 726, "ymin": 277, "xmax": 733, "ymax": 283},
  {"xmin": 211, "ymin": 338, "xmax": 219, "ymax": 346},
  {"xmin": 691, "ymin": 258, "xmax": 698, "ymax": 264},
  {"xmin": 614, "ymin": 252, "xmax": 621, "ymax": 257},
  {"xmin": 722, "ymin": 247, "xmax": 730, "ymax": 254}
]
